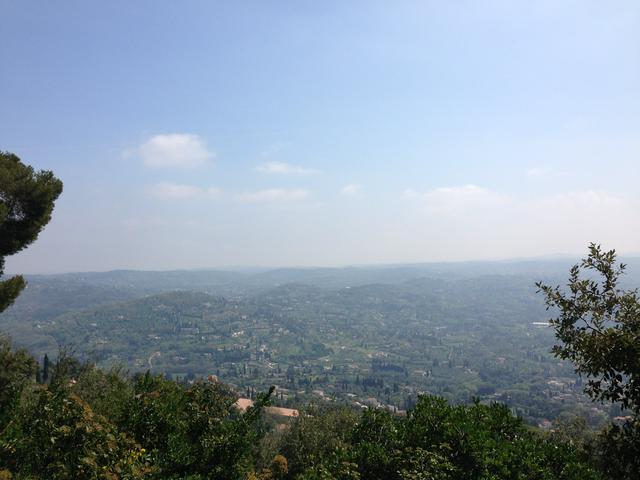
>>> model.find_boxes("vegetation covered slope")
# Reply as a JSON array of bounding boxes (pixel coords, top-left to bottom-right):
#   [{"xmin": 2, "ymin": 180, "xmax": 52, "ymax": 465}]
[
  {"xmin": 0, "ymin": 273, "xmax": 616, "ymax": 427},
  {"xmin": 0, "ymin": 336, "xmax": 602, "ymax": 480}
]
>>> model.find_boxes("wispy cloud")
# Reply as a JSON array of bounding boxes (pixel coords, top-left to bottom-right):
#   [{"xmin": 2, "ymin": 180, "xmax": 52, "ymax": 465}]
[
  {"xmin": 235, "ymin": 188, "xmax": 310, "ymax": 204},
  {"xmin": 404, "ymin": 184, "xmax": 509, "ymax": 213},
  {"xmin": 135, "ymin": 133, "xmax": 213, "ymax": 168},
  {"xmin": 255, "ymin": 161, "xmax": 319, "ymax": 175},
  {"xmin": 341, "ymin": 184, "xmax": 362, "ymax": 196},
  {"xmin": 147, "ymin": 182, "xmax": 221, "ymax": 199}
]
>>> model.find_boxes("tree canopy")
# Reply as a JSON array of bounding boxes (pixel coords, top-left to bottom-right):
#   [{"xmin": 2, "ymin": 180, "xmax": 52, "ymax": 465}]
[
  {"xmin": 0, "ymin": 151, "xmax": 63, "ymax": 312},
  {"xmin": 537, "ymin": 244, "xmax": 640, "ymax": 414}
]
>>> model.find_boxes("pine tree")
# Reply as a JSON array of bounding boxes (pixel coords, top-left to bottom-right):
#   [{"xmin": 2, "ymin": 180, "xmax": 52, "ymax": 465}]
[{"xmin": 0, "ymin": 151, "xmax": 63, "ymax": 312}]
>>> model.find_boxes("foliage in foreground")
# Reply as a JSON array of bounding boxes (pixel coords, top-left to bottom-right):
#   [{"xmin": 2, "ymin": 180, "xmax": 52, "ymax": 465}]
[
  {"xmin": 277, "ymin": 398, "xmax": 602, "ymax": 480},
  {"xmin": 537, "ymin": 243, "xmax": 640, "ymax": 478},
  {"xmin": 0, "ymin": 336, "xmax": 603, "ymax": 480}
]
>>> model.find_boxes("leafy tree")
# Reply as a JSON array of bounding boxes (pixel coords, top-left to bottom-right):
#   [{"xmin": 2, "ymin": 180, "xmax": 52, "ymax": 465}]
[
  {"xmin": 0, "ymin": 385, "xmax": 150, "ymax": 479},
  {"xmin": 0, "ymin": 151, "xmax": 62, "ymax": 313},
  {"xmin": 276, "ymin": 396, "xmax": 599, "ymax": 480},
  {"xmin": 48, "ymin": 348, "xmax": 86, "ymax": 392},
  {"xmin": 278, "ymin": 405, "xmax": 358, "ymax": 478},
  {"xmin": 587, "ymin": 416, "xmax": 640, "ymax": 480},
  {"xmin": 350, "ymin": 408, "xmax": 401, "ymax": 479},
  {"xmin": 536, "ymin": 244, "xmax": 640, "ymax": 413},
  {"xmin": 120, "ymin": 372, "xmax": 272, "ymax": 479},
  {"xmin": 400, "ymin": 396, "xmax": 597, "ymax": 480},
  {"xmin": 537, "ymin": 244, "xmax": 640, "ymax": 479},
  {"xmin": 0, "ymin": 336, "xmax": 37, "ymax": 429}
]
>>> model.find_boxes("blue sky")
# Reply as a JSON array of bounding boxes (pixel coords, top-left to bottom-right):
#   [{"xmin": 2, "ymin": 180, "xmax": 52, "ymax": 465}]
[{"xmin": 2, "ymin": 1, "xmax": 639, "ymax": 273}]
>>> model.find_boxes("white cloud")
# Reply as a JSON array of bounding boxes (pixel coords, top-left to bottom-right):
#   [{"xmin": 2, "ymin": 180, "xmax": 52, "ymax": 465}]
[
  {"xmin": 255, "ymin": 161, "xmax": 319, "ymax": 175},
  {"xmin": 147, "ymin": 182, "xmax": 221, "ymax": 199},
  {"xmin": 404, "ymin": 184, "xmax": 509, "ymax": 213},
  {"xmin": 341, "ymin": 184, "xmax": 362, "ymax": 196},
  {"xmin": 137, "ymin": 133, "xmax": 213, "ymax": 168},
  {"xmin": 235, "ymin": 188, "xmax": 310, "ymax": 204}
]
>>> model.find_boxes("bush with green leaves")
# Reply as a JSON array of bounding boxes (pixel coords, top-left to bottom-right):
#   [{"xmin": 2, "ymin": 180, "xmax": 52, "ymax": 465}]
[
  {"xmin": 278, "ymin": 405, "xmax": 359, "ymax": 479},
  {"xmin": 119, "ymin": 372, "xmax": 272, "ymax": 479},
  {"xmin": 0, "ymin": 385, "xmax": 150, "ymax": 479},
  {"xmin": 0, "ymin": 337, "xmax": 37, "ymax": 429},
  {"xmin": 276, "ymin": 397, "xmax": 601, "ymax": 480}
]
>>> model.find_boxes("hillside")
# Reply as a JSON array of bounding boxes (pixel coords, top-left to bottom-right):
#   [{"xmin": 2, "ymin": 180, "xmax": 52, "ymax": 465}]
[{"xmin": 2, "ymin": 262, "xmax": 626, "ymax": 427}]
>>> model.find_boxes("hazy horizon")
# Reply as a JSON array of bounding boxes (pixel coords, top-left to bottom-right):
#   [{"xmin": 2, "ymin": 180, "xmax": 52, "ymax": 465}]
[
  {"xmin": 10, "ymin": 251, "xmax": 640, "ymax": 277},
  {"xmin": 2, "ymin": 1, "xmax": 639, "ymax": 274}
]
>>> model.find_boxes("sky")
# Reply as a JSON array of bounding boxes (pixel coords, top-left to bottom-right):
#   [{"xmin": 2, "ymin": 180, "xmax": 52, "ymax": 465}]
[{"xmin": 2, "ymin": 1, "xmax": 639, "ymax": 273}]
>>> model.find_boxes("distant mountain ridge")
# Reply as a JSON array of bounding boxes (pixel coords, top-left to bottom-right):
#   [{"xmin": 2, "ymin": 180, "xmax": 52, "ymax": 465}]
[{"xmin": 16, "ymin": 256, "xmax": 640, "ymax": 294}]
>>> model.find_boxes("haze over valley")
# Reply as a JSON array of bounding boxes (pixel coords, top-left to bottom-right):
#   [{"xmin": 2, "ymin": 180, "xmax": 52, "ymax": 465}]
[{"xmin": 4, "ymin": 259, "xmax": 639, "ymax": 429}]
